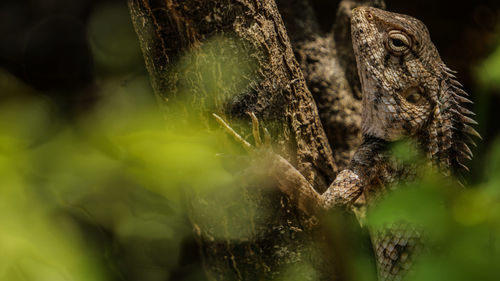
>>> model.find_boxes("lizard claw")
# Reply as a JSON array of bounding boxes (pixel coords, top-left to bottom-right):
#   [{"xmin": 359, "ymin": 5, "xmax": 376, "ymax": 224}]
[
  {"xmin": 212, "ymin": 113, "xmax": 253, "ymax": 152},
  {"xmin": 263, "ymin": 127, "xmax": 272, "ymax": 147},
  {"xmin": 213, "ymin": 112, "xmax": 272, "ymax": 151},
  {"xmin": 247, "ymin": 112, "xmax": 272, "ymax": 148},
  {"xmin": 248, "ymin": 112, "xmax": 262, "ymax": 148}
]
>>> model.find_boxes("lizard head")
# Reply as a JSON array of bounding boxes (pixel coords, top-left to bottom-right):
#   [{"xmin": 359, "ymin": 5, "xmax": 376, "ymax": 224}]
[{"xmin": 350, "ymin": 7, "xmax": 479, "ymax": 175}]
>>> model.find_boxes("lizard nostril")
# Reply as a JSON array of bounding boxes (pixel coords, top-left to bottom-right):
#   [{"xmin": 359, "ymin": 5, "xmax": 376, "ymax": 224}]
[{"xmin": 366, "ymin": 12, "xmax": 374, "ymax": 20}]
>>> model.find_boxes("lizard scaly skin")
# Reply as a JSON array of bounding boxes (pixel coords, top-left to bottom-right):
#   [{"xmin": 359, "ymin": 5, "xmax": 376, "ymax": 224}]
[
  {"xmin": 214, "ymin": 6, "xmax": 479, "ymax": 281},
  {"xmin": 349, "ymin": 7, "xmax": 480, "ymax": 280}
]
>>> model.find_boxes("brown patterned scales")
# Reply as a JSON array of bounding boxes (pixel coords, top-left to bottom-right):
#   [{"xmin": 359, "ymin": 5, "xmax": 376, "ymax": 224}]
[
  {"xmin": 213, "ymin": 6, "xmax": 479, "ymax": 281},
  {"xmin": 349, "ymin": 7, "xmax": 481, "ymax": 280},
  {"xmin": 350, "ymin": 7, "xmax": 479, "ymax": 179}
]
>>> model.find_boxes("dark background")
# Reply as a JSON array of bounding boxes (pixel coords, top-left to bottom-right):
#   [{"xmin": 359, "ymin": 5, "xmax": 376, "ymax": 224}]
[
  {"xmin": 1, "ymin": 1, "xmax": 498, "ymax": 116},
  {"xmin": 1, "ymin": 0, "xmax": 499, "ymax": 143}
]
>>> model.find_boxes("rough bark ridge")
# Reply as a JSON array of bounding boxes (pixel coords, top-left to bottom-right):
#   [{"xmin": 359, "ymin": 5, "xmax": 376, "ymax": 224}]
[
  {"xmin": 127, "ymin": 0, "xmax": 383, "ymax": 280},
  {"xmin": 128, "ymin": 0, "xmax": 336, "ymax": 186},
  {"xmin": 277, "ymin": 0, "xmax": 385, "ymax": 169}
]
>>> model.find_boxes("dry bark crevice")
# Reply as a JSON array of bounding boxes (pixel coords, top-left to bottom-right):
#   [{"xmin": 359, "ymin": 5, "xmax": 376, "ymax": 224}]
[{"xmin": 277, "ymin": 0, "xmax": 384, "ymax": 169}]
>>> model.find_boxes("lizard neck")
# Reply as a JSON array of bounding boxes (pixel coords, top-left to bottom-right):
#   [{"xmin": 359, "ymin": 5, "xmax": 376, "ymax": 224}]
[{"xmin": 349, "ymin": 135, "xmax": 390, "ymax": 181}]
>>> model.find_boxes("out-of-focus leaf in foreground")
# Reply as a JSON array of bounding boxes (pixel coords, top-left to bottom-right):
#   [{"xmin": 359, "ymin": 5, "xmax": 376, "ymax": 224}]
[
  {"xmin": 363, "ymin": 140, "xmax": 500, "ymax": 281},
  {"xmin": 0, "ymin": 21, "xmax": 266, "ymax": 279},
  {"xmin": 0, "ymin": 73, "xmax": 105, "ymax": 281},
  {"xmin": 475, "ymin": 35, "xmax": 500, "ymax": 91}
]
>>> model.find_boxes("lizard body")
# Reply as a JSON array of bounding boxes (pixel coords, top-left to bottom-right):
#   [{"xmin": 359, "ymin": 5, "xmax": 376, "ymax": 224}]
[
  {"xmin": 349, "ymin": 7, "xmax": 480, "ymax": 280},
  {"xmin": 214, "ymin": 6, "xmax": 479, "ymax": 281}
]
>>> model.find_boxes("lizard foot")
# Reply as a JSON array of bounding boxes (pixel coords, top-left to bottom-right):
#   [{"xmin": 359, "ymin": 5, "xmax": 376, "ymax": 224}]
[{"xmin": 213, "ymin": 111, "xmax": 326, "ymax": 216}]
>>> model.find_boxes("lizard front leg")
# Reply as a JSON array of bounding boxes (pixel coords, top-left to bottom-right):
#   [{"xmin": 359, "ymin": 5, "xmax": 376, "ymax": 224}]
[{"xmin": 213, "ymin": 112, "xmax": 366, "ymax": 215}]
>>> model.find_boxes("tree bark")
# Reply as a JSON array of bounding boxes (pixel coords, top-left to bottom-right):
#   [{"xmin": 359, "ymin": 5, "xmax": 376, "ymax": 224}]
[
  {"xmin": 277, "ymin": 0, "xmax": 385, "ymax": 169},
  {"xmin": 127, "ymin": 0, "xmax": 382, "ymax": 280}
]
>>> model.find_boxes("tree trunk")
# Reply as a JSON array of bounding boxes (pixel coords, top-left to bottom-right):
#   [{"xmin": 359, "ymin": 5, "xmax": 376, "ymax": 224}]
[
  {"xmin": 277, "ymin": 0, "xmax": 385, "ymax": 169},
  {"xmin": 127, "ymin": 0, "xmax": 383, "ymax": 280}
]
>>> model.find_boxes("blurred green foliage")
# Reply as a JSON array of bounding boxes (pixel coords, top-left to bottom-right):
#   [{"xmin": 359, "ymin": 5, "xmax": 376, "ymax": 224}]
[
  {"xmin": 475, "ymin": 34, "xmax": 500, "ymax": 91},
  {"xmin": 1, "ymin": 2, "xmax": 500, "ymax": 281},
  {"xmin": 364, "ymin": 150, "xmax": 500, "ymax": 281},
  {"xmin": 0, "ymin": 69, "xmax": 211, "ymax": 280}
]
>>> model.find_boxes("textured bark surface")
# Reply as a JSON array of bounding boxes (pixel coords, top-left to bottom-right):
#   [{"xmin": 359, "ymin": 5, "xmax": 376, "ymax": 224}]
[
  {"xmin": 277, "ymin": 0, "xmax": 384, "ymax": 169},
  {"xmin": 127, "ymin": 0, "xmax": 382, "ymax": 280},
  {"xmin": 128, "ymin": 0, "xmax": 336, "ymax": 187}
]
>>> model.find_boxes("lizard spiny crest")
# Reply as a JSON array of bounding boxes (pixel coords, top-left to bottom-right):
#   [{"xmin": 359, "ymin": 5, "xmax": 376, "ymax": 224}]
[{"xmin": 350, "ymin": 7, "xmax": 480, "ymax": 177}]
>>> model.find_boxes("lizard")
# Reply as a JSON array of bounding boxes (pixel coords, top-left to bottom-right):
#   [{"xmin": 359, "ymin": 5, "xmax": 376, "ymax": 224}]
[{"xmin": 213, "ymin": 6, "xmax": 480, "ymax": 281}]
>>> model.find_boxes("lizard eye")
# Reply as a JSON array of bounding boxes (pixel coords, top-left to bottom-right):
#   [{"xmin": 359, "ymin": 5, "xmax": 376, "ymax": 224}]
[
  {"xmin": 401, "ymin": 86, "xmax": 424, "ymax": 105},
  {"xmin": 386, "ymin": 30, "xmax": 412, "ymax": 55}
]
